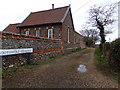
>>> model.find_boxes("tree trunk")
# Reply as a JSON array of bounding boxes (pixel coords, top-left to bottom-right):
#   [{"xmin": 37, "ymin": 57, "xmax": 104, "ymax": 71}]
[{"xmin": 99, "ymin": 25, "xmax": 106, "ymax": 52}]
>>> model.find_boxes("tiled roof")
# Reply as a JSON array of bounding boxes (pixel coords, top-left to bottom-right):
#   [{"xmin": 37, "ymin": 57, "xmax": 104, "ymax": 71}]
[
  {"xmin": 3, "ymin": 23, "xmax": 20, "ymax": 33},
  {"xmin": 18, "ymin": 6, "xmax": 69, "ymax": 27}
]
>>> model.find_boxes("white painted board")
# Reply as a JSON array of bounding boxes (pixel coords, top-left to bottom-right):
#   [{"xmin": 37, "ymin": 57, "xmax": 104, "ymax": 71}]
[{"xmin": 0, "ymin": 48, "xmax": 33, "ymax": 56}]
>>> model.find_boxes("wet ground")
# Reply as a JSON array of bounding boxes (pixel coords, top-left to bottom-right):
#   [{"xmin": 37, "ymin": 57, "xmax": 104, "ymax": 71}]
[{"xmin": 3, "ymin": 48, "xmax": 118, "ymax": 88}]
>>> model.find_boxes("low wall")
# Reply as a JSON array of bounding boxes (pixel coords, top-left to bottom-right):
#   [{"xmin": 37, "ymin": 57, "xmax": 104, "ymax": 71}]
[
  {"xmin": 0, "ymin": 32, "xmax": 61, "ymax": 70},
  {"xmin": 0, "ymin": 32, "xmax": 84, "ymax": 70},
  {"xmin": 63, "ymin": 43, "xmax": 81, "ymax": 53}
]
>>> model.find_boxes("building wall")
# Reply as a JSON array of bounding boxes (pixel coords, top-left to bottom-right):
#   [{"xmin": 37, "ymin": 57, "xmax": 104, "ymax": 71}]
[
  {"xmin": 19, "ymin": 24, "xmax": 62, "ymax": 40},
  {"xmin": 62, "ymin": 10, "xmax": 85, "ymax": 52},
  {"xmin": 74, "ymin": 32, "xmax": 85, "ymax": 48},
  {"xmin": 63, "ymin": 10, "xmax": 74, "ymax": 44},
  {"xmin": 18, "ymin": 9, "xmax": 85, "ymax": 50}
]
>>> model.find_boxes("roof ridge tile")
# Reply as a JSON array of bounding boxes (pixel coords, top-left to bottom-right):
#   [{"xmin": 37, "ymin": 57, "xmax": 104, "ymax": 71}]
[{"xmin": 31, "ymin": 6, "xmax": 69, "ymax": 14}]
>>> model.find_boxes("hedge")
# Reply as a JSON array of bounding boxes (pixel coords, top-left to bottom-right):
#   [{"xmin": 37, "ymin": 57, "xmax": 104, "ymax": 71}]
[{"xmin": 103, "ymin": 38, "xmax": 120, "ymax": 72}]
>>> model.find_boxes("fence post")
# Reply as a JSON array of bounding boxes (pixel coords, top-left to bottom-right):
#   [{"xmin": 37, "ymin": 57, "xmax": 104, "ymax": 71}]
[{"xmin": 27, "ymin": 54, "xmax": 31, "ymax": 64}]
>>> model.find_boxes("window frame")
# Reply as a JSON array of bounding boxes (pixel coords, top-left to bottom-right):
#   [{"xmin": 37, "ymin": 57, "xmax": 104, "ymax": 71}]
[
  {"xmin": 36, "ymin": 30, "xmax": 40, "ymax": 37},
  {"xmin": 48, "ymin": 29, "xmax": 53, "ymax": 39},
  {"xmin": 67, "ymin": 28, "xmax": 70, "ymax": 43},
  {"xmin": 25, "ymin": 30, "xmax": 29, "ymax": 35}
]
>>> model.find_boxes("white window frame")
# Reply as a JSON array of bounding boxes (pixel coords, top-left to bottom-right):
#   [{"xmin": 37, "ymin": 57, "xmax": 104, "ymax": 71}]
[
  {"xmin": 36, "ymin": 30, "xmax": 40, "ymax": 37},
  {"xmin": 25, "ymin": 30, "xmax": 29, "ymax": 35},
  {"xmin": 48, "ymin": 29, "xmax": 53, "ymax": 39}
]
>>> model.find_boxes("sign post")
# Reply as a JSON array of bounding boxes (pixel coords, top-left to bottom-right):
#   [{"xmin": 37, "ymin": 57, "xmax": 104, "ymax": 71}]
[{"xmin": 27, "ymin": 53, "xmax": 31, "ymax": 64}]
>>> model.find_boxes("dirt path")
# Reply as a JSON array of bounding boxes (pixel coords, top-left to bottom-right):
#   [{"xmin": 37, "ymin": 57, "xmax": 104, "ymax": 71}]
[{"xmin": 3, "ymin": 48, "xmax": 118, "ymax": 88}]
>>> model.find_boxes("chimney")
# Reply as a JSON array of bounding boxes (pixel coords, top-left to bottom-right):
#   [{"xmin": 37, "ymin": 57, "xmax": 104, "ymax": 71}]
[{"xmin": 52, "ymin": 4, "xmax": 54, "ymax": 9}]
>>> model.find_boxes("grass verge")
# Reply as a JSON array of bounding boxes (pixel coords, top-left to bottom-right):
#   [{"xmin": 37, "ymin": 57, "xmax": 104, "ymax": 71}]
[{"xmin": 94, "ymin": 48, "xmax": 119, "ymax": 84}]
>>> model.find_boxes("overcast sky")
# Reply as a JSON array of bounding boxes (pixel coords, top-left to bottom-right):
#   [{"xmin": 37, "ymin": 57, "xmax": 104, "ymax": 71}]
[{"xmin": 0, "ymin": 0, "xmax": 119, "ymax": 42}]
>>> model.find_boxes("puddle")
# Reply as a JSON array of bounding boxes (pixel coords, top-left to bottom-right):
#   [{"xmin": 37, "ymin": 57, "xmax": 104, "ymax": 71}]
[{"xmin": 77, "ymin": 64, "xmax": 87, "ymax": 73}]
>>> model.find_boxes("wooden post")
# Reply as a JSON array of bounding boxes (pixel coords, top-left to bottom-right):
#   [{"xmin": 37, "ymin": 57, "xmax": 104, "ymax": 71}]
[{"xmin": 27, "ymin": 54, "xmax": 31, "ymax": 64}]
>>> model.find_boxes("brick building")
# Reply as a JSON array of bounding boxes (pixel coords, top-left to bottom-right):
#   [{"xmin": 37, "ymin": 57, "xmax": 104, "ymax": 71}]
[
  {"xmin": 3, "ymin": 5, "xmax": 85, "ymax": 51},
  {"xmin": 1, "ymin": 5, "xmax": 86, "ymax": 69}
]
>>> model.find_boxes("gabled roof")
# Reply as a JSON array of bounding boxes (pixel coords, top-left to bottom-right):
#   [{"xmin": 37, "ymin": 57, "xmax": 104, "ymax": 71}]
[
  {"xmin": 18, "ymin": 6, "xmax": 69, "ymax": 27},
  {"xmin": 3, "ymin": 23, "xmax": 20, "ymax": 33}
]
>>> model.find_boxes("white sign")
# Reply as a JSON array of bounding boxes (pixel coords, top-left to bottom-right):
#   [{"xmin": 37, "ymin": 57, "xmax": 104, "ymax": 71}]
[{"xmin": 0, "ymin": 48, "xmax": 33, "ymax": 56}]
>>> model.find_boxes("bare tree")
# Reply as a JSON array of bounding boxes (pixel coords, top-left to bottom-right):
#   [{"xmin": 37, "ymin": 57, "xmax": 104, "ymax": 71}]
[
  {"xmin": 88, "ymin": 3, "xmax": 117, "ymax": 50},
  {"xmin": 80, "ymin": 25, "xmax": 99, "ymax": 47}
]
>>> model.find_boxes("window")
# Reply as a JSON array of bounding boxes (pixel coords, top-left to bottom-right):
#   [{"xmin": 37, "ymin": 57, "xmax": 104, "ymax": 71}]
[
  {"xmin": 68, "ymin": 28, "xmax": 70, "ymax": 43},
  {"xmin": 48, "ymin": 29, "xmax": 53, "ymax": 39},
  {"xmin": 25, "ymin": 30, "xmax": 29, "ymax": 35},
  {"xmin": 36, "ymin": 30, "xmax": 40, "ymax": 37}
]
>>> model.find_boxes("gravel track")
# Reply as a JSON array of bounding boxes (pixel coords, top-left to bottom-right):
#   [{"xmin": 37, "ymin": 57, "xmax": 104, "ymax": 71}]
[{"xmin": 3, "ymin": 48, "xmax": 118, "ymax": 88}]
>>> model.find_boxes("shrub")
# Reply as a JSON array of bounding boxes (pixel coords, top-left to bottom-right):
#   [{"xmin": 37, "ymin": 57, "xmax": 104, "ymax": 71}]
[
  {"xmin": 111, "ymin": 38, "xmax": 120, "ymax": 61},
  {"xmin": 102, "ymin": 39, "xmax": 120, "ymax": 72},
  {"xmin": 95, "ymin": 47, "xmax": 119, "ymax": 83},
  {"xmin": 110, "ymin": 38, "xmax": 120, "ymax": 71},
  {"xmin": 103, "ymin": 42, "xmax": 110, "ymax": 52}
]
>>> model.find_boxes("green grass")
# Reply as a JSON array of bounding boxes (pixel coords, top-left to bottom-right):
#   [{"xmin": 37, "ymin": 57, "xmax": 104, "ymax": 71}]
[
  {"xmin": 95, "ymin": 48, "xmax": 105, "ymax": 62},
  {"xmin": 94, "ymin": 48, "xmax": 119, "ymax": 84}
]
